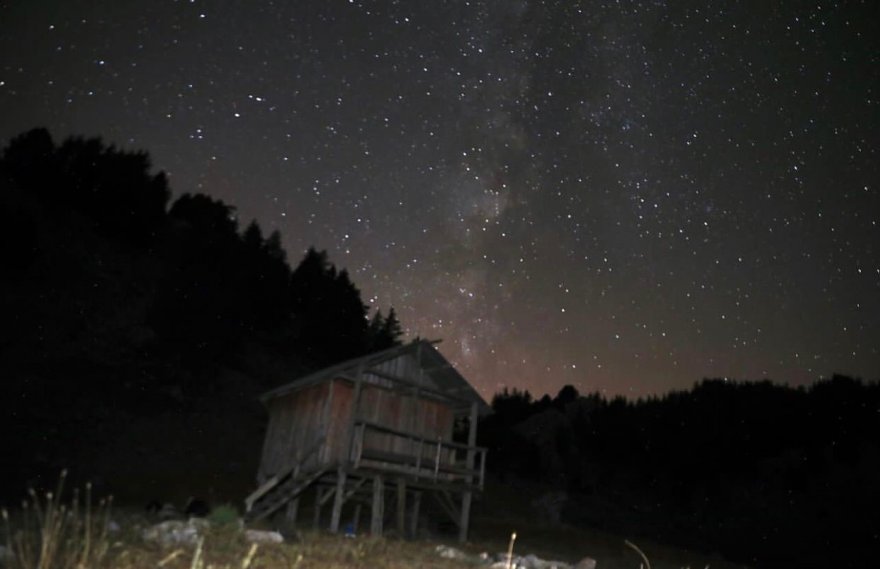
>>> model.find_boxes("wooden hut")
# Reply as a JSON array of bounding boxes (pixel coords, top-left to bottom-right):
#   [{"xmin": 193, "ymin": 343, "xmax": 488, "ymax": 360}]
[{"xmin": 244, "ymin": 339, "xmax": 490, "ymax": 541}]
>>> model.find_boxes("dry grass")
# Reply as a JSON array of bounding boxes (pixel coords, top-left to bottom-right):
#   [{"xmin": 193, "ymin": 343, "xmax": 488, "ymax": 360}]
[
  {"xmin": 2, "ymin": 472, "xmax": 748, "ymax": 569},
  {"xmin": 2, "ymin": 483, "xmax": 476, "ymax": 569},
  {"xmin": 97, "ymin": 531, "xmax": 480, "ymax": 569},
  {"xmin": 2, "ymin": 503, "xmax": 738, "ymax": 569},
  {"xmin": 2, "ymin": 471, "xmax": 112, "ymax": 569}
]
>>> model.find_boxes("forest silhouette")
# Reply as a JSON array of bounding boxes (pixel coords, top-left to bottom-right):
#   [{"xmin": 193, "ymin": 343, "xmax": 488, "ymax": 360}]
[
  {"xmin": 481, "ymin": 377, "xmax": 879, "ymax": 567},
  {"xmin": 0, "ymin": 128, "xmax": 401, "ymax": 502},
  {"xmin": 1, "ymin": 129, "xmax": 877, "ymax": 569}
]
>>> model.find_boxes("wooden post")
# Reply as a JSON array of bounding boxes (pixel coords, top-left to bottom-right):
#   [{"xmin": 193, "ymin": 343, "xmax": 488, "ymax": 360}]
[
  {"xmin": 396, "ymin": 479, "xmax": 406, "ymax": 537},
  {"xmin": 459, "ymin": 491, "xmax": 472, "ymax": 543},
  {"xmin": 285, "ymin": 460, "xmax": 302, "ymax": 526},
  {"xmin": 330, "ymin": 468, "xmax": 347, "ymax": 533},
  {"xmin": 409, "ymin": 491, "xmax": 422, "ymax": 539},
  {"xmin": 466, "ymin": 402, "xmax": 479, "ymax": 469},
  {"xmin": 320, "ymin": 379, "xmax": 336, "ymax": 464},
  {"xmin": 346, "ymin": 364, "xmax": 365, "ymax": 463},
  {"xmin": 285, "ymin": 497, "xmax": 299, "ymax": 527},
  {"xmin": 352, "ymin": 503, "xmax": 362, "ymax": 534},
  {"xmin": 459, "ymin": 401, "xmax": 479, "ymax": 543},
  {"xmin": 371, "ymin": 475, "xmax": 384, "ymax": 536},
  {"xmin": 313, "ymin": 487, "xmax": 324, "ymax": 530}
]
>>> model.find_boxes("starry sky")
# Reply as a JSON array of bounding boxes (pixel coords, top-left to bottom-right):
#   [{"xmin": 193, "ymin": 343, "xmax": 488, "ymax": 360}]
[{"xmin": 1, "ymin": 1, "xmax": 877, "ymax": 398}]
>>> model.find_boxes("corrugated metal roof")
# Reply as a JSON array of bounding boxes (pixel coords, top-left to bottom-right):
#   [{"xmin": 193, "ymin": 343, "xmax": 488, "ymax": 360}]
[{"xmin": 260, "ymin": 339, "xmax": 491, "ymax": 415}]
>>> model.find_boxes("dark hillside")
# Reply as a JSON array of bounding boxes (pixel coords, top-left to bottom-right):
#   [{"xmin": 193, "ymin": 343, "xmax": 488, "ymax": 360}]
[
  {"xmin": 479, "ymin": 379, "xmax": 880, "ymax": 568},
  {"xmin": 0, "ymin": 128, "xmax": 402, "ymax": 504}
]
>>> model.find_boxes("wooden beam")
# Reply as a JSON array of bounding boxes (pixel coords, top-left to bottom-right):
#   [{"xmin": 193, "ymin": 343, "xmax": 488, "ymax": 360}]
[
  {"xmin": 396, "ymin": 479, "xmax": 407, "ymax": 537},
  {"xmin": 334, "ymin": 464, "xmax": 481, "ymax": 493},
  {"xmin": 343, "ymin": 478, "xmax": 367, "ymax": 502},
  {"xmin": 460, "ymin": 401, "xmax": 479, "ymax": 542},
  {"xmin": 361, "ymin": 368, "xmax": 468, "ymax": 405},
  {"xmin": 371, "ymin": 475, "xmax": 384, "ymax": 537},
  {"xmin": 459, "ymin": 491, "xmax": 472, "ymax": 543},
  {"xmin": 351, "ymin": 503, "xmax": 362, "ymax": 535},
  {"xmin": 244, "ymin": 475, "xmax": 278, "ymax": 513},
  {"xmin": 330, "ymin": 468, "xmax": 347, "ymax": 533},
  {"xmin": 320, "ymin": 379, "xmax": 336, "ymax": 464},
  {"xmin": 432, "ymin": 491, "xmax": 461, "ymax": 528},
  {"xmin": 345, "ymin": 364, "xmax": 365, "ymax": 464},
  {"xmin": 409, "ymin": 491, "xmax": 421, "ymax": 539},
  {"xmin": 466, "ymin": 402, "xmax": 479, "ymax": 468},
  {"xmin": 285, "ymin": 497, "xmax": 299, "ymax": 526},
  {"xmin": 313, "ymin": 487, "xmax": 324, "ymax": 530},
  {"xmin": 319, "ymin": 484, "xmax": 337, "ymax": 506}
]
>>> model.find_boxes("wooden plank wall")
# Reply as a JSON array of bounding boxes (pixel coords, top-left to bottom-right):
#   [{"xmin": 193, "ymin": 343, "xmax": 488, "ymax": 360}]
[
  {"xmin": 258, "ymin": 382, "xmax": 329, "ymax": 478},
  {"xmin": 324, "ymin": 378, "xmax": 354, "ymax": 462},
  {"xmin": 258, "ymin": 351, "xmax": 459, "ymax": 478},
  {"xmin": 358, "ymin": 383, "xmax": 454, "ymax": 457}
]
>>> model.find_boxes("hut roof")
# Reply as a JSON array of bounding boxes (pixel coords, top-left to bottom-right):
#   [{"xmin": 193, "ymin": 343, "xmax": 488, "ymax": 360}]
[{"xmin": 260, "ymin": 339, "xmax": 491, "ymax": 415}]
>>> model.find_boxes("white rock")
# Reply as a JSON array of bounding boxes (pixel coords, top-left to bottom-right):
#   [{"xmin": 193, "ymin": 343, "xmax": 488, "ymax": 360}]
[
  {"xmin": 157, "ymin": 503, "xmax": 179, "ymax": 520},
  {"xmin": 539, "ymin": 560, "xmax": 572, "ymax": 569},
  {"xmin": 436, "ymin": 545, "xmax": 469, "ymax": 560},
  {"xmin": 572, "ymin": 557, "xmax": 597, "ymax": 569},
  {"xmin": 243, "ymin": 529, "xmax": 284, "ymax": 544},
  {"xmin": 141, "ymin": 519, "xmax": 205, "ymax": 547},
  {"xmin": 490, "ymin": 552, "xmax": 572, "ymax": 569},
  {"xmin": 490, "ymin": 555, "xmax": 527, "ymax": 569},
  {"xmin": 524, "ymin": 553, "xmax": 572, "ymax": 569}
]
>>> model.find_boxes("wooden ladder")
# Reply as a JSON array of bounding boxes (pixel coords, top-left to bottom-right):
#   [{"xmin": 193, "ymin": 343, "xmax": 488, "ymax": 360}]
[{"xmin": 244, "ymin": 467, "xmax": 327, "ymax": 522}]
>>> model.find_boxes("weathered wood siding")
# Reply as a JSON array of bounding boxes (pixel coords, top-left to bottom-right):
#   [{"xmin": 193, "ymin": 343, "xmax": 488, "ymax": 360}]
[
  {"xmin": 258, "ymin": 381, "xmax": 329, "ymax": 480},
  {"xmin": 357, "ymin": 382, "xmax": 454, "ymax": 457},
  {"xmin": 258, "ymin": 349, "xmax": 460, "ymax": 479},
  {"xmin": 323, "ymin": 378, "xmax": 354, "ymax": 462}
]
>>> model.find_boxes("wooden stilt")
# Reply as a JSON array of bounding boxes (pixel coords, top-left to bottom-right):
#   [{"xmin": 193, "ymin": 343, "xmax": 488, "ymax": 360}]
[
  {"xmin": 409, "ymin": 491, "xmax": 421, "ymax": 539},
  {"xmin": 285, "ymin": 497, "xmax": 299, "ymax": 526},
  {"xmin": 396, "ymin": 479, "xmax": 407, "ymax": 537},
  {"xmin": 371, "ymin": 475, "xmax": 384, "ymax": 536},
  {"xmin": 330, "ymin": 469, "xmax": 347, "ymax": 533},
  {"xmin": 352, "ymin": 503, "xmax": 362, "ymax": 534},
  {"xmin": 459, "ymin": 491, "xmax": 472, "ymax": 543},
  {"xmin": 313, "ymin": 487, "xmax": 324, "ymax": 530},
  {"xmin": 458, "ymin": 401, "xmax": 479, "ymax": 543}
]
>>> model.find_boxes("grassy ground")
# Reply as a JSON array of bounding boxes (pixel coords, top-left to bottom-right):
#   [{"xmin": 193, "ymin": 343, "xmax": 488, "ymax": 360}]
[
  {"xmin": 1, "ymin": 473, "xmax": 751, "ymax": 569},
  {"xmin": 465, "ymin": 477, "xmax": 750, "ymax": 569},
  {"xmin": 3, "ymin": 520, "xmax": 746, "ymax": 569}
]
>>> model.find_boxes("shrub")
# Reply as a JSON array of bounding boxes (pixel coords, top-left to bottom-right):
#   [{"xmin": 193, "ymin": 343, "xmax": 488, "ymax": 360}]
[{"xmin": 207, "ymin": 503, "xmax": 239, "ymax": 527}]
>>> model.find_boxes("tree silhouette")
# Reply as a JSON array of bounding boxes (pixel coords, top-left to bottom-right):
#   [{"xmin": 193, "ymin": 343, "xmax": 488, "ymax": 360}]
[
  {"xmin": 288, "ymin": 247, "xmax": 373, "ymax": 365},
  {"xmin": 368, "ymin": 307, "xmax": 403, "ymax": 351},
  {"xmin": 0, "ymin": 128, "xmax": 56, "ymax": 194},
  {"xmin": 553, "ymin": 384, "xmax": 579, "ymax": 408},
  {"xmin": 479, "ymin": 375, "xmax": 880, "ymax": 569},
  {"xmin": 2, "ymin": 127, "xmax": 413, "ymax": 519},
  {"xmin": 1, "ymin": 128, "xmax": 169, "ymax": 246},
  {"xmin": 239, "ymin": 221, "xmax": 291, "ymax": 333}
]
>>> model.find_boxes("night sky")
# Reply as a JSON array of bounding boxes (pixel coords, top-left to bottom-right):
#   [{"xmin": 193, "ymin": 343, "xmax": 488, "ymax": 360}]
[{"xmin": 1, "ymin": 1, "xmax": 877, "ymax": 399}]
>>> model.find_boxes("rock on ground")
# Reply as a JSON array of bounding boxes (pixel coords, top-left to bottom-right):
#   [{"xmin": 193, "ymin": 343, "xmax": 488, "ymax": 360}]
[
  {"xmin": 243, "ymin": 529, "xmax": 284, "ymax": 544},
  {"xmin": 141, "ymin": 519, "xmax": 210, "ymax": 547}
]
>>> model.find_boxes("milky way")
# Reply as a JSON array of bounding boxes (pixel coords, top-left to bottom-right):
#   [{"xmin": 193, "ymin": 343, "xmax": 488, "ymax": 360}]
[{"xmin": 2, "ymin": 1, "xmax": 877, "ymax": 397}]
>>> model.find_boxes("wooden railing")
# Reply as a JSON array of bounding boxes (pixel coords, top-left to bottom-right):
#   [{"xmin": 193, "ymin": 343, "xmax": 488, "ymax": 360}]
[{"xmin": 349, "ymin": 420, "xmax": 486, "ymax": 490}]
